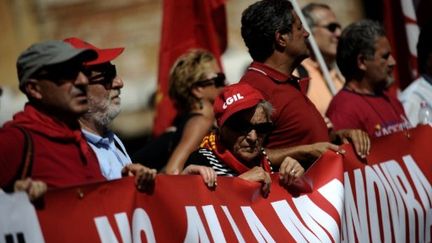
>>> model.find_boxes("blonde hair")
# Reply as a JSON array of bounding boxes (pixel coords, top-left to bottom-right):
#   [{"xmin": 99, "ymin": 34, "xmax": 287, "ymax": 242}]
[{"xmin": 168, "ymin": 49, "xmax": 216, "ymax": 112}]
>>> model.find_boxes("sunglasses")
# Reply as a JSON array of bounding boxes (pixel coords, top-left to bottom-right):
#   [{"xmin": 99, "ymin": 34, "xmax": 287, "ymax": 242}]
[
  {"xmin": 315, "ymin": 22, "xmax": 341, "ymax": 33},
  {"xmin": 84, "ymin": 64, "xmax": 117, "ymax": 87},
  {"xmin": 33, "ymin": 62, "xmax": 85, "ymax": 82},
  {"xmin": 194, "ymin": 73, "xmax": 226, "ymax": 88},
  {"xmin": 226, "ymin": 121, "xmax": 274, "ymax": 135}
]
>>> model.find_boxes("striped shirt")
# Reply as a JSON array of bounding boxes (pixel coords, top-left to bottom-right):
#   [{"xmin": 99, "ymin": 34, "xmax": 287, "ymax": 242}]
[{"xmin": 186, "ymin": 148, "xmax": 237, "ymax": 176}]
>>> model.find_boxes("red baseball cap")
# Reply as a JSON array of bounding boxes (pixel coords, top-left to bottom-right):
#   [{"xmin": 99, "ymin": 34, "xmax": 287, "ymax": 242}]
[
  {"xmin": 63, "ymin": 37, "xmax": 124, "ymax": 66},
  {"xmin": 214, "ymin": 83, "xmax": 265, "ymax": 127}
]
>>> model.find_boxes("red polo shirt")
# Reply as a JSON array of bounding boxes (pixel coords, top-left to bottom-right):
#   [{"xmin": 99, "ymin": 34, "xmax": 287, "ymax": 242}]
[{"xmin": 240, "ymin": 62, "xmax": 329, "ymax": 148}]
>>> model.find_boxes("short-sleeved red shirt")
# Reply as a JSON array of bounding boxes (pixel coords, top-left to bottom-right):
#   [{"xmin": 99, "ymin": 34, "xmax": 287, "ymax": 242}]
[
  {"xmin": 240, "ymin": 62, "xmax": 329, "ymax": 148},
  {"xmin": 326, "ymin": 89, "xmax": 410, "ymax": 137}
]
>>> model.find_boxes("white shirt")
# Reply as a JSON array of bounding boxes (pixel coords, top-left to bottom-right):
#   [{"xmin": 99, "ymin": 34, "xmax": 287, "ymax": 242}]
[
  {"xmin": 399, "ymin": 75, "xmax": 432, "ymax": 126},
  {"xmin": 82, "ymin": 129, "xmax": 131, "ymax": 180}
]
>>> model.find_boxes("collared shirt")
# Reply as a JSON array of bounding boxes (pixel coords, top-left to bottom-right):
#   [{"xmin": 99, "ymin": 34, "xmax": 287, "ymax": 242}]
[
  {"xmin": 240, "ymin": 61, "xmax": 330, "ymax": 148},
  {"xmin": 301, "ymin": 58, "xmax": 345, "ymax": 116},
  {"xmin": 82, "ymin": 129, "xmax": 131, "ymax": 180}
]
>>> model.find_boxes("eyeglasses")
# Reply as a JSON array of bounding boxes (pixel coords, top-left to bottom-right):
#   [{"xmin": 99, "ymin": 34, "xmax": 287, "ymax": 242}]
[
  {"xmin": 193, "ymin": 73, "xmax": 226, "ymax": 88},
  {"xmin": 226, "ymin": 121, "xmax": 274, "ymax": 135},
  {"xmin": 84, "ymin": 64, "xmax": 117, "ymax": 87},
  {"xmin": 315, "ymin": 22, "xmax": 341, "ymax": 33}
]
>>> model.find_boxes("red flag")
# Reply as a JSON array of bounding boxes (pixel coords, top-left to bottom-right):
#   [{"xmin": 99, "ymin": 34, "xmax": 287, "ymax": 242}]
[
  {"xmin": 382, "ymin": 0, "xmax": 419, "ymax": 92},
  {"xmin": 153, "ymin": 0, "xmax": 227, "ymax": 137}
]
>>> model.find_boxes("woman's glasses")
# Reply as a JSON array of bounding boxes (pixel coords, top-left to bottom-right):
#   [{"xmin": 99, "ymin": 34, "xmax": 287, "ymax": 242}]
[{"xmin": 193, "ymin": 73, "xmax": 226, "ymax": 88}]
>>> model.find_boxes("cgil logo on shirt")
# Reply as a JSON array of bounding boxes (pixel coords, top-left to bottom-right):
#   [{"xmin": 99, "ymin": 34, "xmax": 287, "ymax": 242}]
[{"xmin": 223, "ymin": 93, "xmax": 244, "ymax": 109}]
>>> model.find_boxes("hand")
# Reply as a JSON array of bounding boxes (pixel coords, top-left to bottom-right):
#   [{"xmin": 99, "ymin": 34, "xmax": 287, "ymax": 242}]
[
  {"xmin": 279, "ymin": 157, "xmax": 305, "ymax": 186},
  {"xmin": 181, "ymin": 165, "xmax": 217, "ymax": 188},
  {"xmin": 333, "ymin": 129, "xmax": 370, "ymax": 159},
  {"xmin": 14, "ymin": 178, "xmax": 47, "ymax": 201},
  {"xmin": 307, "ymin": 142, "xmax": 346, "ymax": 158},
  {"xmin": 122, "ymin": 164, "xmax": 157, "ymax": 191},
  {"xmin": 238, "ymin": 166, "xmax": 271, "ymax": 198},
  {"xmin": 324, "ymin": 116, "xmax": 334, "ymax": 131}
]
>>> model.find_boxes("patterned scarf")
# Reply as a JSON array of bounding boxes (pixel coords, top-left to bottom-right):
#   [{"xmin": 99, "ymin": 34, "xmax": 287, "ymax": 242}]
[
  {"xmin": 4, "ymin": 103, "xmax": 93, "ymax": 164},
  {"xmin": 199, "ymin": 131, "xmax": 271, "ymax": 174}
]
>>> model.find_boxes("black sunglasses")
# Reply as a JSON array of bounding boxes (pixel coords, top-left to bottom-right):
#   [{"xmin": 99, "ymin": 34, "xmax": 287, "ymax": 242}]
[
  {"xmin": 226, "ymin": 121, "xmax": 274, "ymax": 135},
  {"xmin": 33, "ymin": 63, "xmax": 84, "ymax": 82},
  {"xmin": 193, "ymin": 73, "xmax": 226, "ymax": 88},
  {"xmin": 84, "ymin": 64, "xmax": 117, "ymax": 87},
  {"xmin": 315, "ymin": 22, "xmax": 341, "ymax": 33}
]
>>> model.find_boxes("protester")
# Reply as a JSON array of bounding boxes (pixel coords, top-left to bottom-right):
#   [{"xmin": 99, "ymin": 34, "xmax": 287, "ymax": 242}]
[
  {"xmin": 239, "ymin": 0, "xmax": 370, "ymax": 168},
  {"xmin": 326, "ymin": 20, "xmax": 411, "ymax": 137},
  {"xmin": 399, "ymin": 22, "xmax": 432, "ymax": 126},
  {"xmin": 64, "ymin": 37, "xmax": 157, "ymax": 184},
  {"xmin": 65, "ymin": 38, "xmax": 216, "ymax": 187},
  {"xmin": 133, "ymin": 49, "xmax": 224, "ymax": 173},
  {"xmin": 186, "ymin": 83, "xmax": 304, "ymax": 197},
  {"xmin": 298, "ymin": 3, "xmax": 345, "ymax": 116},
  {"xmin": 0, "ymin": 40, "xmax": 105, "ymax": 190}
]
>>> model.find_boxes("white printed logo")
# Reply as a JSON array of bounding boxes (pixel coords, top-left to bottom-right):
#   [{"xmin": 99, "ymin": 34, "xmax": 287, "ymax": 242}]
[{"xmin": 222, "ymin": 93, "xmax": 244, "ymax": 109}]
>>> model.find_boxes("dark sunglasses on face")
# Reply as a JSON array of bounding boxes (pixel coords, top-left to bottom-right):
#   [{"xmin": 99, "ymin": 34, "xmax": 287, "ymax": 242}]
[
  {"xmin": 193, "ymin": 73, "xmax": 226, "ymax": 88},
  {"xmin": 34, "ymin": 63, "xmax": 84, "ymax": 82},
  {"xmin": 84, "ymin": 64, "xmax": 117, "ymax": 87},
  {"xmin": 226, "ymin": 121, "xmax": 274, "ymax": 135},
  {"xmin": 315, "ymin": 22, "xmax": 341, "ymax": 33}
]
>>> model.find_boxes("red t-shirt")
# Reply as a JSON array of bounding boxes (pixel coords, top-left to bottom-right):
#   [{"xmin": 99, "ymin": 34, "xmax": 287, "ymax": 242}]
[
  {"xmin": 326, "ymin": 89, "xmax": 411, "ymax": 137},
  {"xmin": 240, "ymin": 62, "xmax": 330, "ymax": 148}
]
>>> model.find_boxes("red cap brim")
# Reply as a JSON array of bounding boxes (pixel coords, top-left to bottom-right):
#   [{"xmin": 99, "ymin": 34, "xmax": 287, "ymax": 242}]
[{"xmin": 85, "ymin": 47, "xmax": 124, "ymax": 66}]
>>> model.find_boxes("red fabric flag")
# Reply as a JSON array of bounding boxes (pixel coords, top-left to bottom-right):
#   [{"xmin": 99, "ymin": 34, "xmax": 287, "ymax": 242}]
[
  {"xmin": 382, "ymin": 0, "xmax": 419, "ymax": 92},
  {"xmin": 153, "ymin": 0, "xmax": 227, "ymax": 137}
]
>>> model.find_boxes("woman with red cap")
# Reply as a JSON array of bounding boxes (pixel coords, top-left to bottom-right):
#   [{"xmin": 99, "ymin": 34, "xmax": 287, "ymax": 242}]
[{"xmin": 186, "ymin": 83, "xmax": 305, "ymax": 197}]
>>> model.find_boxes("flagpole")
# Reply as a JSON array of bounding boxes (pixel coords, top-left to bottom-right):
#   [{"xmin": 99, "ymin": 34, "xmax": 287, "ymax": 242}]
[{"xmin": 290, "ymin": 0, "xmax": 337, "ymax": 95}]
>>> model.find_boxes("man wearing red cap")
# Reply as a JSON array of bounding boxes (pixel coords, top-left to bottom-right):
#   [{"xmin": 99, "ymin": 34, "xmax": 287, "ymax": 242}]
[
  {"xmin": 186, "ymin": 83, "xmax": 305, "ymax": 197},
  {"xmin": 64, "ymin": 38, "xmax": 217, "ymax": 188},
  {"xmin": 64, "ymin": 37, "xmax": 158, "ymax": 185}
]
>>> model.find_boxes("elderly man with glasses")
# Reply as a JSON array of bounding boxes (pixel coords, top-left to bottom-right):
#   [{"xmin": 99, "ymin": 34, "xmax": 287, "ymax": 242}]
[
  {"xmin": 65, "ymin": 38, "xmax": 217, "ymax": 188},
  {"xmin": 298, "ymin": 3, "xmax": 345, "ymax": 116}
]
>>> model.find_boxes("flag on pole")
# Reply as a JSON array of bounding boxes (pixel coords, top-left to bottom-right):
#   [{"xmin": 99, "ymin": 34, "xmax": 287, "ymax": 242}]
[
  {"xmin": 382, "ymin": 0, "xmax": 419, "ymax": 91},
  {"xmin": 153, "ymin": 0, "xmax": 227, "ymax": 137}
]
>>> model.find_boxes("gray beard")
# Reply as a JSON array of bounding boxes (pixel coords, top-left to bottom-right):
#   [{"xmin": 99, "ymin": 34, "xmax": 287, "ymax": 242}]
[{"xmin": 85, "ymin": 97, "xmax": 121, "ymax": 128}]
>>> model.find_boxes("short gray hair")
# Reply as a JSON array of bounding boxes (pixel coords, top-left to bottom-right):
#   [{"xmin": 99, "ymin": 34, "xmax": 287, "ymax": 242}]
[{"xmin": 257, "ymin": 100, "xmax": 274, "ymax": 122}]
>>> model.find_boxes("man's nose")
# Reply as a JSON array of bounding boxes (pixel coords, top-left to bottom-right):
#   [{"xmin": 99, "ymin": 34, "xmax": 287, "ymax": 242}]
[
  {"xmin": 111, "ymin": 76, "xmax": 124, "ymax": 89},
  {"xmin": 75, "ymin": 72, "xmax": 89, "ymax": 85},
  {"xmin": 388, "ymin": 54, "xmax": 396, "ymax": 67}
]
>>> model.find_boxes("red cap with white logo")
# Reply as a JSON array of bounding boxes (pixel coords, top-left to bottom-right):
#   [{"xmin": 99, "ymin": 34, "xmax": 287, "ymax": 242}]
[{"xmin": 214, "ymin": 83, "xmax": 264, "ymax": 127}]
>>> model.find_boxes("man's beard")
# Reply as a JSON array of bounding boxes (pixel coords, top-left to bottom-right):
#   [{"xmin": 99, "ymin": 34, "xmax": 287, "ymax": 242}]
[{"xmin": 85, "ymin": 93, "xmax": 121, "ymax": 127}]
